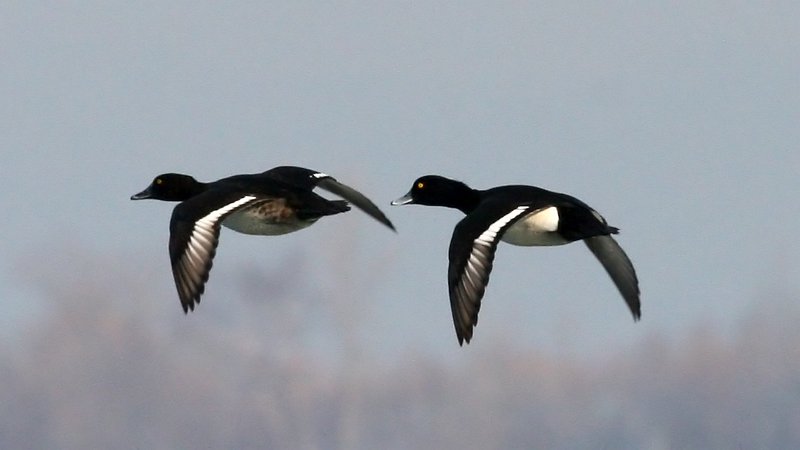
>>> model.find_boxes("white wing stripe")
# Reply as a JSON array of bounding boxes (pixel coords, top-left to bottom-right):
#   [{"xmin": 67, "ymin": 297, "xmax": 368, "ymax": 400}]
[
  {"xmin": 179, "ymin": 195, "xmax": 257, "ymax": 291},
  {"xmin": 464, "ymin": 270, "xmax": 481, "ymax": 292},
  {"xmin": 187, "ymin": 242, "xmax": 207, "ymax": 260},
  {"xmin": 456, "ymin": 207, "xmax": 531, "ymax": 299},
  {"xmin": 194, "ymin": 195, "xmax": 257, "ymax": 232},
  {"xmin": 185, "ymin": 248, "xmax": 204, "ymax": 271},
  {"xmin": 468, "ymin": 254, "xmax": 484, "ymax": 270},
  {"xmin": 473, "ymin": 206, "xmax": 529, "ymax": 248},
  {"xmin": 466, "ymin": 261, "xmax": 481, "ymax": 281}
]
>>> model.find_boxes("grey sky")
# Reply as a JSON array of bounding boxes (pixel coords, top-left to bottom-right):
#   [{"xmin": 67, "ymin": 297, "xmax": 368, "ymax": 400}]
[{"xmin": 1, "ymin": 2, "xmax": 799, "ymax": 447}]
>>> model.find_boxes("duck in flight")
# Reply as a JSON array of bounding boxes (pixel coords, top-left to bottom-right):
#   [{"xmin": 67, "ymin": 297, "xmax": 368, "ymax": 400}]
[
  {"xmin": 392, "ymin": 175, "xmax": 640, "ymax": 345},
  {"xmin": 132, "ymin": 166, "xmax": 395, "ymax": 312}
]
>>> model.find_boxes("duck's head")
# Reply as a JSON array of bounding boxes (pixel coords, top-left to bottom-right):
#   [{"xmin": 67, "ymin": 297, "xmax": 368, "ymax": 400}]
[
  {"xmin": 391, "ymin": 175, "xmax": 474, "ymax": 209},
  {"xmin": 131, "ymin": 173, "xmax": 203, "ymax": 202}
]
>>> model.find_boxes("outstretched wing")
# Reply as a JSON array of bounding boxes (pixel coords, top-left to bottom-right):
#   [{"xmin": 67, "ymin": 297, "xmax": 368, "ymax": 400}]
[
  {"xmin": 315, "ymin": 175, "xmax": 395, "ymax": 231},
  {"xmin": 584, "ymin": 235, "xmax": 641, "ymax": 320},
  {"xmin": 447, "ymin": 204, "xmax": 534, "ymax": 345},
  {"xmin": 168, "ymin": 192, "xmax": 263, "ymax": 312},
  {"xmin": 264, "ymin": 166, "xmax": 395, "ymax": 231}
]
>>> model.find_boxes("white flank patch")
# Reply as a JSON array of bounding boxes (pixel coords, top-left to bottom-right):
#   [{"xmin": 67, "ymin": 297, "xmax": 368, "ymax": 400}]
[
  {"xmin": 501, "ymin": 206, "xmax": 568, "ymax": 246},
  {"xmin": 312, "ymin": 172, "xmax": 329, "ymax": 179},
  {"xmin": 526, "ymin": 206, "xmax": 559, "ymax": 232}
]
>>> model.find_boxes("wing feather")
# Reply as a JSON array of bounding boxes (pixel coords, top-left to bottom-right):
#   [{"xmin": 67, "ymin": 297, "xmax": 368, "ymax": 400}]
[
  {"xmin": 584, "ymin": 235, "xmax": 641, "ymax": 320},
  {"xmin": 169, "ymin": 194, "xmax": 260, "ymax": 312},
  {"xmin": 262, "ymin": 166, "xmax": 395, "ymax": 231},
  {"xmin": 447, "ymin": 205, "xmax": 532, "ymax": 345}
]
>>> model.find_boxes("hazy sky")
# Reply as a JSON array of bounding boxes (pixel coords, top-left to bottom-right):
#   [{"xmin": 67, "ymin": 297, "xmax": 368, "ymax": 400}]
[{"xmin": 2, "ymin": 2, "xmax": 799, "ymax": 447}]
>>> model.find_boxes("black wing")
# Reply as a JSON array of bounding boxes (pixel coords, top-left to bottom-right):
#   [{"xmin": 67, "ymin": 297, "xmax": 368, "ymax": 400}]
[
  {"xmin": 584, "ymin": 235, "xmax": 641, "ymax": 320},
  {"xmin": 168, "ymin": 192, "xmax": 264, "ymax": 312},
  {"xmin": 447, "ymin": 204, "xmax": 534, "ymax": 345},
  {"xmin": 263, "ymin": 166, "xmax": 395, "ymax": 231}
]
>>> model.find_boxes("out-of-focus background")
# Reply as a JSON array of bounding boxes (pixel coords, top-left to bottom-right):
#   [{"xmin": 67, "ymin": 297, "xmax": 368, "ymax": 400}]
[{"xmin": 2, "ymin": 2, "xmax": 799, "ymax": 448}]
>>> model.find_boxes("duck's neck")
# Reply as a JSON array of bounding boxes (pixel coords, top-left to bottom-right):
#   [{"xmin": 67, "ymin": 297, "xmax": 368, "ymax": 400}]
[
  {"xmin": 170, "ymin": 178, "xmax": 208, "ymax": 201},
  {"xmin": 186, "ymin": 180, "xmax": 208, "ymax": 198},
  {"xmin": 446, "ymin": 184, "xmax": 481, "ymax": 215}
]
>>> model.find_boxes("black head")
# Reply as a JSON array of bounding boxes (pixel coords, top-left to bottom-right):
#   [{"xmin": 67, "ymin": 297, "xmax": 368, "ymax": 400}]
[
  {"xmin": 130, "ymin": 173, "xmax": 204, "ymax": 202},
  {"xmin": 391, "ymin": 175, "xmax": 478, "ymax": 212}
]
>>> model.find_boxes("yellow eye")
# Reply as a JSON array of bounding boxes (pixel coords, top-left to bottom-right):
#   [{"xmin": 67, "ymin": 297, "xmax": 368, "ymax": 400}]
[
  {"xmin": 417, "ymin": 182, "xmax": 424, "ymax": 189},
  {"xmin": 155, "ymin": 178, "xmax": 163, "ymax": 185}
]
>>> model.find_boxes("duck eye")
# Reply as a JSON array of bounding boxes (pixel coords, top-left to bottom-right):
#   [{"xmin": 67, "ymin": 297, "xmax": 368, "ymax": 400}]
[
  {"xmin": 417, "ymin": 182, "xmax": 425, "ymax": 189},
  {"xmin": 155, "ymin": 178, "xmax": 163, "ymax": 185}
]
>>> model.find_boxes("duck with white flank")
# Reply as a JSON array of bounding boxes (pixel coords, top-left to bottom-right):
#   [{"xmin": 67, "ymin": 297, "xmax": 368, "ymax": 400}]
[{"xmin": 392, "ymin": 175, "xmax": 640, "ymax": 345}]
